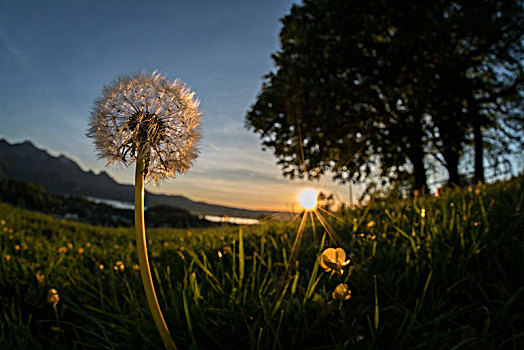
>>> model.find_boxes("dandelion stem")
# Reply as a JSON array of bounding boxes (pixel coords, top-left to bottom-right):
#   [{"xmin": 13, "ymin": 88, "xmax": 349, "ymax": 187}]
[{"xmin": 135, "ymin": 158, "xmax": 177, "ymax": 350}]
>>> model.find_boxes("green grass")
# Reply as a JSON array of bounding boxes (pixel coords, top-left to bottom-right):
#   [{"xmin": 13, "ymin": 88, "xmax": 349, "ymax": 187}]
[{"xmin": 1, "ymin": 177, "xmax": 523, "ymax": 349}]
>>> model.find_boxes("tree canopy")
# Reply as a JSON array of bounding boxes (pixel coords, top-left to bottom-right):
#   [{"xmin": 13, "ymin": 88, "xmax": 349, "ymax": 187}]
[{"xmin": 246, "ymin": 0, "xmax": 523, "ymax": 194}]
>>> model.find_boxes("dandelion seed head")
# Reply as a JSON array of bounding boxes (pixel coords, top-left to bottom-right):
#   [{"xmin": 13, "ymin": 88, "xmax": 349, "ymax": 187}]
[{"xmin": 87, "ymin": 71, "xmax": 203, "ymax": 183}]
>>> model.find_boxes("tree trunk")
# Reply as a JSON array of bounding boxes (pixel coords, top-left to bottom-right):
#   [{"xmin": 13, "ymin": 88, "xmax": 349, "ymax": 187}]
[
  {"xmin": 444, "ymin": 148, "xmax": 460, "ymax": 186},
  {"xmin": 411, "ymin": 151, "xmax": 428, "ymax": 193},
  {"xmin": 473, "ymin": 119, "xmax": 485, "ymax": 183},
  {"xmin": 408, "ymin": 117, "xmax": 428, "ymax": 193}
]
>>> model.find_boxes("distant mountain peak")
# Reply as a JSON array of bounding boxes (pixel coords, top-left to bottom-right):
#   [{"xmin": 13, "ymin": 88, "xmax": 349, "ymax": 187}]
[
  {"xmin": 98, "ymin": 170, "xmax": 112, "ymax": 178},
  {"xmin": 21, "ymin": 140, "xmax": 36, "ymax": 147},
  {"xmin": 0, "ymin": 138, "xmax": 278, "ymax": 218}
]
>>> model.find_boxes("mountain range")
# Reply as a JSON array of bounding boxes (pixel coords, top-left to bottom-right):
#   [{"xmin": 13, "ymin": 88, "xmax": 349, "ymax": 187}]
[{"xmin": 0, "ymin": 139, "xmax": 277, "ymax": 218}]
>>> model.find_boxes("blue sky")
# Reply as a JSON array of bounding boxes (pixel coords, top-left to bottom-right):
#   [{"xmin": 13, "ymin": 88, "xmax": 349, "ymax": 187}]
[{"xmin": 0, "ymin": 0, "xmax": 358, "ymax": 211}]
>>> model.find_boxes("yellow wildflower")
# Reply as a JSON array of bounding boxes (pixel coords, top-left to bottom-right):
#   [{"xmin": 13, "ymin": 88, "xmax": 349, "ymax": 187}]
[
  {"xmin": 14, "ymin": 244, "xmax": 20, "ymax": 252},
  {"xmin": 58, "ymin": 247, "xmax": 67, "ymax": 254},
  {"xmin": 320, "ymin": 248, "xmax": 350, "ymax": 276},
  {"xmin": 0, "ymin": 219, "xmax": 5, "ymax": 225},
  {"xmin": 4, "ymin": 254, "xmax": 11, "ymax": 262},
  {"xmin": 36, "ymin": 271, "xmax": 45, "ymax": 284},
  {"xmin": 367, "ymin": 221, "xmax": 376, "ymax": 228},
  {"xmin": 85, "ymin": 242, "xmax": 92, "ymax": 248},
  {"xmin": 46, "ymin": 289, "xmax": 60, "ymax": 307},
  {"xmin": 99, "ymin": 264, "xmax": 104, "ymax": 271},
  {"xmin": 114, "ymin": 261, "xmax": 125, "ymax": 272},
  {"xmin": 77, "ymin": 248, "xmax": 84, "ymax": 254},
  {"xmin": 132, "ymin": 264, "xmax": 140, "ymax": 271},
  {"xmin": 67, "ymin": 243, "xmax": 73, "ymax": 249},
  {"xmin": 332, "ymin": 283, "xmax": 352, "ymax": 302}
]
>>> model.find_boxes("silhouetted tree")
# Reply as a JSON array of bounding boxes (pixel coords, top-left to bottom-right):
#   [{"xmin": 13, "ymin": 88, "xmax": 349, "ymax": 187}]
[
  {"xmin": 420, "ymin": 0, "xmax": 523, "ymax": 185},
  {"xmin": 246, "ymin": 0, "xmax": 430, "ymax": 192},
  {"xmin": 246, "ymin": 0, "xmax": 523, "ymax": 192}
]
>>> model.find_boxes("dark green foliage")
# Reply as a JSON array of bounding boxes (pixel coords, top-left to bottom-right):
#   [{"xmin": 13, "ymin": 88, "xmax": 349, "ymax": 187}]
[
  {"xmin": 0, "ymin": 178, "xmax": 59, "ymax": 212},
  {"xmin": 146, "ymin": 205, "xmax": 214, "ymax": 228},
  {"xmin": 1, "ymin": 176, "xmax": 523, "ymax": 349},
  {"xmin": 0, "ymin": 178, "xmax": 213, "ymax": 228}
]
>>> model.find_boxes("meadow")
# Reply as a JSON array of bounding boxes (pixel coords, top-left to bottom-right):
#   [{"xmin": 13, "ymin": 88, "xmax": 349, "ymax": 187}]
[{"xmin": 1, "ymin": 177, "xmax": 523, "ymax": 349}]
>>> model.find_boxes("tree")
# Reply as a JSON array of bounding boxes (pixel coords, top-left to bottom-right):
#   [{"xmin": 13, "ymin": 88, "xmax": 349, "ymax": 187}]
[
  {"xmin": 246, "ymin": 0, "xmax": 430, "ymax": 192},
  {"xmin": 246, "ymin": 0, "xmax": 523, "ymax": 193},
  {"xmin": 420, "ymin": 0, "xmax": 523, "ymax": 185}
]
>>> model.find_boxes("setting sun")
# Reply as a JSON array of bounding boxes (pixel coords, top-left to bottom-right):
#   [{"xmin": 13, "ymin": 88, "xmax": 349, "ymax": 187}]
[{"xmin": 298, "ymin": 189, "xmax": 318, "ymax": 211}]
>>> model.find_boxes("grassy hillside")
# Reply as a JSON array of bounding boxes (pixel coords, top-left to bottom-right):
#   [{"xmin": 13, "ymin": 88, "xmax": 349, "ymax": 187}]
[{"xmin": 0, "ymin": 177, "xmax": 523, "ymax": 349}]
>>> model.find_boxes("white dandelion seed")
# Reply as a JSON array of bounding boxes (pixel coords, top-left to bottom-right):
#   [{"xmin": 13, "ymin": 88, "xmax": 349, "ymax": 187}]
[{"xmin": 87, "ymin": 71, "xmax": 202, "ymax": 184}]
